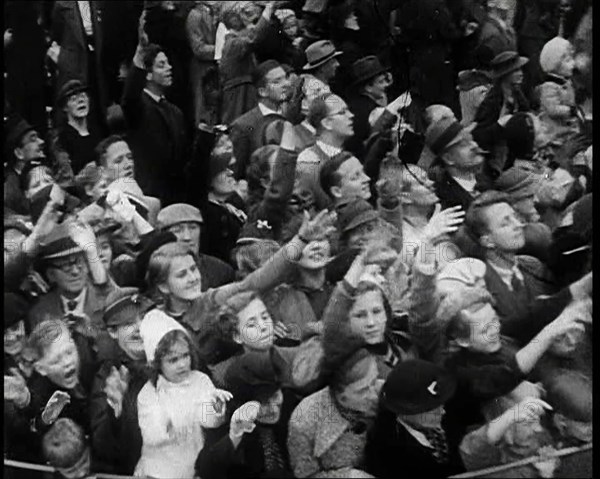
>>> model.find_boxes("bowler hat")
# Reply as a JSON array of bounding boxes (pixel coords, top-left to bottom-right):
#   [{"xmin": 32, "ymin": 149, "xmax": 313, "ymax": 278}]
[
  {"xmin": 381, "ymin": 359, "xmax": 456, "ymax": 415},
  {"xmin": 57, "ymin": 79, "xmax": 89, "ymax": 107},
  {"xmin": 4, "ymin": 292, "xmax": 29, "ymax": 330},
  {"xmin": 352, "ymin": 56, "xmax": 388, "ymax": 86},
  {"xmin": 490, "ymin": 51, "xmax": 529, "ymax": 79},
  {"xmin": 336, "ymin": 198, "xmax": 379, "ymax": 234},
  {"xmin": 104, "ymin": 287, "xmax": 155, "ymax": 328},
  {"xmin": 303, "ymin": 40, "xmax": 342, "ymax": 71}
]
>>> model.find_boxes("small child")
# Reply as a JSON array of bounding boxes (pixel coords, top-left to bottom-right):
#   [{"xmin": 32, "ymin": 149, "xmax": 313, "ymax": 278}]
[
  {"xmin": 537, "ymin": 36, "xmax": 581, "ymax": 141},
  {"xmin": 42, "ymin": 418, "xmax": 92, "ymax": 479},
  {"xmin": 135, "ymin": 310, "xmax": 231, "ymax": 479}
]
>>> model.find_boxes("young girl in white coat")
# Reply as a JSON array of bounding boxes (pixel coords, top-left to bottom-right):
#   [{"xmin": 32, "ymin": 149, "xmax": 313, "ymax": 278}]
[{"xmin": 135, "ymin": 309, "xmax": 232, "ymax": 478}]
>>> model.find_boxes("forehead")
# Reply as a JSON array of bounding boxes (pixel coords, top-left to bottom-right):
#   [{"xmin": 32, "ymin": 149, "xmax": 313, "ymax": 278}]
[
  {"xmin": 153, "ymin": 52, "xmax": 169, "ymax": 66},
  {"xmin": 43, "ymin": 333, "xmax": 75, "ymax": 360},
  {"xmin": 164, "ymin": 338, "xmax": 189, "ymax": 356},
  {"xmin": 170, "ymin": 254, "xmax": 196, "ymax": 270},
  {"xmin": 352, "ymin": 289, "xmax": 384, "ymax": 309},
  {"xmin": 483, "ymin": 202, "xmax": 515, "ymax": 226},
  {"xmin": 239, "ymin": 298, "xmax": 268, "ymax": 318},
  {"xmin": 337, "ymin": 157, "xmax": 362, "ymax": 178},
  {"xmin": 265, "ymin": 67, "xmax": 287, "ymax": 82},
  {"xmin": 169, "ymin": 221, "xmax": 200, "ymax": 230},
  {"xmin": 106, "ymin": 141, "xmax": 131, "ymax": 159},
  {"xmin": 326, "ymin": 95, "xmax": 347, "ymax": 112}
]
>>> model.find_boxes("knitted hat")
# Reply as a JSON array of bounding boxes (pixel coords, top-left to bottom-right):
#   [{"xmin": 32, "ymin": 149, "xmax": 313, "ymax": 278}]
[
  {"xmin": 436, "ymin": 258, "xmax": 487, "ymax": 298},
  {"xmin": 224, "ymin": 348, "xmax": 284, "ymax": 405},
  {"xmin": 157, "ymin": 203, "xmax": 203, "ymax": 230},
  {"xmin": 4, "ymin": 292, "xmax": 29, "ymax": 330},
  {"xmin": 503, "ymin": 112, "xmax": 535, "ymax": 160},
  {"xmin": 336, "ymin": 198, "xmax": 379, "ymax": 234},
  {"xmin": 139, "ymin": 309, "xmax": 188, "ymax": 363},
  {"xmin": 381, "ymin": 359, "xmax": 457, "ymax": 415},
  {"xmin": 495, "ymin": 166, "xmax": 540, "ymax": 200},
  {"xmin": 540, "ymin": 37, "xmax": 573, "ymax": 75},
  {"xmin": 546, "ymin": 370, "xmax": 592, "ymax": 422},
  {"xmin": 457, "ymin": 69, "xmax": 492, "ymax": 92},
  {"xmin": 104, "ymin": 287, "xmax": 155, "ymax": 328}
]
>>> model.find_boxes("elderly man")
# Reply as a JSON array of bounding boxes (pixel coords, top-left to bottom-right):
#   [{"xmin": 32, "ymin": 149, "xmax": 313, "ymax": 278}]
[
  {"xmin": 156, "ymin": 203, "xmax": 235, "ymax": 289},
  {"xmin": 425, "ymin": 116, "xmax": 486, "ymax": 211},
  {"xmin": 90, "ymin": 288, "xmax": 154, "ymax": 475},
  {"xmin": 27, "ymin": 220, "xmax": 120, "ymax": 342}
]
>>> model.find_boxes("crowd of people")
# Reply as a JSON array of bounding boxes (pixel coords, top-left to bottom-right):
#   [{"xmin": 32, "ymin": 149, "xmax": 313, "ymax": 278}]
[{"xmin": 4, "ymin": 1, "xmax": 593, "ymax": 478}]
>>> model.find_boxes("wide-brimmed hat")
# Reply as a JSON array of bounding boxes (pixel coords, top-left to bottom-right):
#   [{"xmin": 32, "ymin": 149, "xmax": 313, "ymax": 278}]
[
  {"xmin": 57, "ymin": 79, "xmax": 89, "ymax": 107},
  {"xmin": 303, "ymin": 40, "xmax": 342, "ymax": 71},
  {"xmin": 352, "ymin": 55, "xmax": 388, "ymax": 86},
  {"xmin": 425, "ymin": 117, "xmax": 473, "ymax": 156},
  {"xmin": 490, "ymin": 51, "xmax": 529, "ymax": 79},
  {"xmin": 381, "ymin": 359, "xmax": 457, "ymax": 415}
]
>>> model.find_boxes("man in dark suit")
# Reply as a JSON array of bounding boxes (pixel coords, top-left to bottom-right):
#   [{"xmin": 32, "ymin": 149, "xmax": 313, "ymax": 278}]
[
  {"xmin": 121, "ymin": 16, "xmax": 189, "ymax": 205},
  {"xmin": 4, "ymin": 117, "xmax": 46, "ymax": 216},
  {"xmin": 425, "ymin": 116, "xmax": 486, "ymax": 212},
  {"xmin": 462, "ymin": 190, "xmax": 592, "ymax": 346},
  {"xmin": 50, "ymin": 1, "xmax": 108, "ymax": 126},
  {"xmin": 229, "ymin": 60, "xmax": 292, "ymax": 179},
  {"xmin": 365, "ymin": 359, "xmax": 464, "ymax": 478}
]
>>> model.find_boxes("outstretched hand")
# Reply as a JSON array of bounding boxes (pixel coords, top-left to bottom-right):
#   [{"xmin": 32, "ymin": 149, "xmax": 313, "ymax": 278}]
[{"xmin": 423, "ymin": 204, "xmax": 465, "ymax": 242}]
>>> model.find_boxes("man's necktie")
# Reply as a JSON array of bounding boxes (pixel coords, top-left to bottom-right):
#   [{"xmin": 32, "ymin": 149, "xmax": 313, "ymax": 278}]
[{"xmin": 423, "ymin": 426, "xmax": 449, "ymax": 464}]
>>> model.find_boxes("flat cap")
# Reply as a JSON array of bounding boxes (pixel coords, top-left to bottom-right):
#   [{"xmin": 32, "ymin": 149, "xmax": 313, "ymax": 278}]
[{"xmin": 157, "ymin": 203, "xmax": 203, "ymax": 230}]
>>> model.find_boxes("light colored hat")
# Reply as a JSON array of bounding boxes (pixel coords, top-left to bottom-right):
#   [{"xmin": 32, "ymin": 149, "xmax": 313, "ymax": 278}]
[
  {"xmin": 157, "ymin": 203, "xmax": 204, "ymax": 230},
  {"xmin": 140, "ymin": 309, "xmax": 188, "ymax": 363},
  {"xmin": 274, "ymin": 8, "xmax": 295, "ymax": 24},
  {"xmin": 540, "ymin": 36, "xmax": 573, "ymax": 75},
  {"xmin": 303, "ymin": 40, "xmax": 343, "ymax": 71},
  {"xmin": 437, "ymin": 258, "xmax": 487, "ymax": 299}
]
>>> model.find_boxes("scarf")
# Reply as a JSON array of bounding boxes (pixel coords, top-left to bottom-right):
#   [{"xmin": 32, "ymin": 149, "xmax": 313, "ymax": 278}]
[{"xmin": 331, "ymin": 390, "xmax": 375, "ymax": 434}]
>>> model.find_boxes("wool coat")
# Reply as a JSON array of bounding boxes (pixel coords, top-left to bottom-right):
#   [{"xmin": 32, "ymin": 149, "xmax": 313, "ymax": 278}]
[{"xmin": 287, "ymin": 387, "xmax": 371, "ymax": 478}]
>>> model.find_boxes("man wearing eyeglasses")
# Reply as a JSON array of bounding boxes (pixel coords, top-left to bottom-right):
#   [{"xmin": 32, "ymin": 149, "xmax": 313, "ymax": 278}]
[{"xmin": 27, "ymin": 219, "xmax": 121, "ymax": 343}]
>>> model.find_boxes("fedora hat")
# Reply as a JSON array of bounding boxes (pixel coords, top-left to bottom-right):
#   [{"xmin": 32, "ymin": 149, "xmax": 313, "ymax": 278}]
[
  {"xmin": 490, "ymin": 51, "xmax": 529, "ymax": 79},
  {"xmin": 303, "ymin": 40, "xmax": 342, "ymax": 71},
  {"xmin": 57, "ymin": 79, "xmax": 89, "ymax": 107},
  {"xmin": 352, "ymin": 56, "xmax": 389, "ymax": 86}
]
